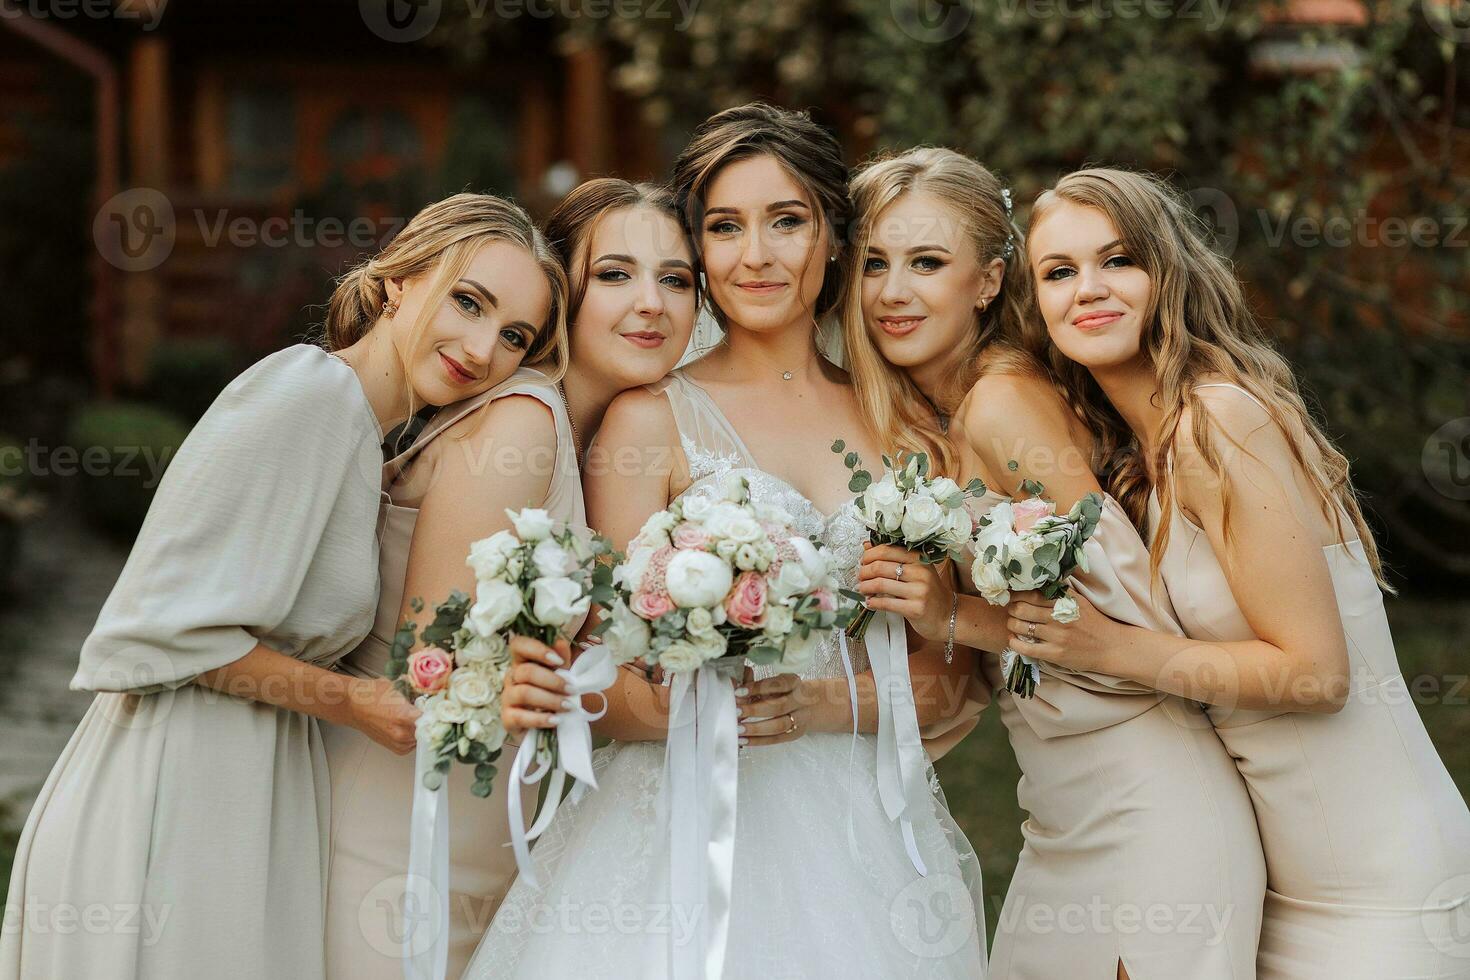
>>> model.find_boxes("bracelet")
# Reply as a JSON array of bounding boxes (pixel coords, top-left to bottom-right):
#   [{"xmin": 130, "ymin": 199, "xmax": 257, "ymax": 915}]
[{"xmin": 944, "ymin": 592, "xmax": 959, "ymax": 665}]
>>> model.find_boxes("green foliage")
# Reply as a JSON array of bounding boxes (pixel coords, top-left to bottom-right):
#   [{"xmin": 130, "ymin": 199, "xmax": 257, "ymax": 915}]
[
  {"xmin": 66, "ymin": 402, "xmax": 190, "ymax": 541},
  {"xmin": 141, "ymin": 338, "xmax": 245, "ymax": 423}
]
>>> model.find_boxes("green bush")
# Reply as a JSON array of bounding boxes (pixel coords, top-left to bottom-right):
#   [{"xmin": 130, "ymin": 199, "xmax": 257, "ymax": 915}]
[
  {"xmin": 66, "ymin": 402, "xmax": 190, "ymax": 541},
  {"xmin": 142, "ymin": 337, "xmax": 244, "ymax": 423}
]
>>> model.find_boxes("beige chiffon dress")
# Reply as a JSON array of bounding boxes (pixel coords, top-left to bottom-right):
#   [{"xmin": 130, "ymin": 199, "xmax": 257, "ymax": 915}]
[
  {"xmin": 1149, "ymin": 382, "xmax": 1470, "ymax": 979},
  {"xmin": 321, "ymin": 370, "xmax": 586, "ymax": 980},
  {"xmin": 0, "ymin": 344, "xmax": 384, "ymax": 980},
  {"xmin": 978, "ymin": 490, "xmax": 1267, "ymax": 979}
]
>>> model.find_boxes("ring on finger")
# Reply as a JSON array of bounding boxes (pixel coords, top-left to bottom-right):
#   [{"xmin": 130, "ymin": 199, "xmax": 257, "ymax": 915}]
[
  {"xmin": 1026, "ymin": 621, "xmax": 1038, "ymax": 640},
  {"xmin": 783, "ymin": 713, "xmax": 798, "ymax": 735},
  {"xmin": 894, "ymin": 562, "xmax": 904, "ymax": 579}
]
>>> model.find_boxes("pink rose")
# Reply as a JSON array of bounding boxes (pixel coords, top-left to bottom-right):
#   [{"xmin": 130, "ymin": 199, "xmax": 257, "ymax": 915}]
[
  {"xmin": 671, "ymin": 522, "xmax": 712, "ymax": 551},
  {"xmin": 724, "ymin": 571, "xmax": 768, "ymax": 628},
  {"xmin": 631, "ymin": 590, "xmax": 675, "ymax": 621},
  {"xmin": 1012, "ymin": 497, "xmax": 1056, "ymax": 534},
  {"xmin": 813, "ymin": 588, "xmax": 836, "ymax": 612},
  {"xmin": 407, "ymin": 646, "xmax": 454, "ymax": 694}
]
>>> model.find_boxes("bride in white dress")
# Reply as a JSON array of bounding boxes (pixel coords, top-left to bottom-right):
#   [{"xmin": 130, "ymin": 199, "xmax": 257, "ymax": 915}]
[{"xmin": 463, "ymin": 103, "xmax": 987, "ymax": 979}]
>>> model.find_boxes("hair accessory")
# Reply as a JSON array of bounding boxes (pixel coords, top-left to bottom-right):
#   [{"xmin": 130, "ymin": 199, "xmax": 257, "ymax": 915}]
[
  {"xmin": 1001, "ymin": 187, "xmax": 1013, "ymax": 218},
  {"xmin": 1000, "ymin": 188, "xmax": 1016, "ymax": 260}
]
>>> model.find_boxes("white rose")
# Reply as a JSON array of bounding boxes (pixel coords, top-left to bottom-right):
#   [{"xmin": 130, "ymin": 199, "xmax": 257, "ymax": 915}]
[
  {"xmin": 971, "ymin": 501, "xmax": 1015, "ymax": 559},
  {"xmin": 469, "ymin": 579, "xmax": 522, "ymax": 635},
  {"xmin": 929, "ymin": 477, "xmax": 963, "ymax": 505},
  {"xmin": 864, "ymin": 477, "xmax": 904, "ymax": 533},
  {"xmin": 686, "ymin": 606, "xmax": 718, "ymax": 639},
  {"xmin": 467, "ymin": 530, "xmax": 519, "ymax": 580},
  {"xmin": 970, "ymin": 556, "xmax": 1012, "ymax": 605},
  {"xmin": 1051, "ymin": 594, "xmax": 1081, "ymax": 623},
  {"xmin": 715, "ymin": 539, "xmax": 739, "ymax": 562},
  {"xmin": 1007, "ymin": 537, "xmax": 1050, "ymax": 590},
  {"xmin": 705, "ymin": 503, "xmax": 763, "ymax": 544},
  {"xmin": 734, "ymin": 542, "xmax": 763, "ymax": 571},
  {"xmin": 665, "ymin": 550, "xmax": 734, "ymax": 608},
  {"xmin": 603, "ymin": 600, "xmax": 652, "ymax": 663},
  {"xmin": 680, "ymin": 493, "xmax": 714, "ymax": 521},
  {"xmin": 433, "ymin": 696, "xmax": 471, "ymax": 724},
  {"xmin": 636, "ymin": 509, "xmax": 678, "ymax": 545},
  {"xmin": 899, "ymin": 493, "xmax": 947, "ymax": 542},
  {"xmin": 449, "ymin": 669, "xmax": 495, "ymax": 708},
  {"xmin": 939, "ymin": 505, "xmax": 974, "ymax": 549},
  {"xmin": 532, "ymin": 576, "xmax": 590, "ymax": 628},
  {"xmin": 692, "ymin": 632, "xmax": 727, "ymax": 661},
  {"xmin": 615, "ymin": 545, "xmax": 657, "ymax": 592},
  {"xmin": 532, "ymin": 538, "xmax": 576, "ymax": 578},
  {"xmin": 458, "ymin": 631, "xmax": 508, "ymax": 665},
  {"xmin": 762, "ymin": 604, "xmax": 794, "ymax": 636},
  {"xmin": 509, "ymin": 508, "xmax": 556, "ymax": 542},
  {"xmin": 505, "ymin": 552, "xmax": 525, "ymax": 580},
  {"xmin": 658, "ymin": 639, "xmax": 706, "ymax": 673}
]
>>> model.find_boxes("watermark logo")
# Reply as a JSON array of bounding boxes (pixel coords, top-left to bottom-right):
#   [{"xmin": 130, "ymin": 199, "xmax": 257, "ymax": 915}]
[{"xmin": 94, "ymin": 188, "xmax": 175, "ymax": 272}]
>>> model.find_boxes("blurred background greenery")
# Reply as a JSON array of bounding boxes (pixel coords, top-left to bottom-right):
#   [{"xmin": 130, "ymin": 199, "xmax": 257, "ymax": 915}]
[{"xmin": 0, "ymin": 0, "xmax": 1466, "ymax": 936}]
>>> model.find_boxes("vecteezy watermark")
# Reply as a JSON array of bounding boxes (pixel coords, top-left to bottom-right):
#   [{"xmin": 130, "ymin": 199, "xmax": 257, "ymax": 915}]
[
  {"xmin": 890, "ymin": 0, "xmax": 974, "ymax": 42},
  {"xmin": 0, "ymin": 0, "xmax": 168, "ymax": 30},
  {"xmin": 993, "ymin": 0, "xmax": 1230, "ymax": 31},
  {"xmin": 1422, "ymin": 873, "xmax": 1470, "ymax": 958},
  {"xmin": 359, "ymin": 0, "xmax": 701, "ymax": 42},
  {"xmin": 994, "ymin": 895, "xmax": 1236, "ymax": 944},
  {"xmin": 890, "ymin": 873, "xmax": 979, "ymax": 959},
  {"xmin": 1259, "ymin": 208, "xmax": 1469, "ymax": 250},
  {"xmin": 1423, "ymin": 418, "xmax": 1470, "ymax": 502},
  {"xmin": 93, "ymin": 189, "xmax": 406, "ymax": 272},
  {"xmin": 488, "ymin": 894, "xmax": 703, "ymax": 945},
  {"xmin": 0, "ymin": 438, "xmax": 175, "ymax": 486},
  {"xmin": 2, "ymin": 898, "xmax": 172, "ymax": 945}
]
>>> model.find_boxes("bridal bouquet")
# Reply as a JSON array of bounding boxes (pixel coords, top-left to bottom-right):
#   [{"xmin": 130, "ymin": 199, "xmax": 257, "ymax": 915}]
[
  {"xmin": 970, "ymin": 479, "xmax": 1104, "ymax": 698},
  {"xmin": 831, "ymin": 441, "xmax": 987, "ymax": 639},
  {"xmin": 596, "ymin": 472, "xmax": 855, "ymax": 675},
  {"xmin": 385, "ymin": 507, "xmax": 612, "ymax": 796}
]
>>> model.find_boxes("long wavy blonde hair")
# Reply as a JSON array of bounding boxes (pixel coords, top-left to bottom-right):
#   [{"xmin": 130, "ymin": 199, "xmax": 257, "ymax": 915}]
[
  {"xmin": 1026, "ymin": 168, "xmax": 1390, "ymax": 589},
  {"xmin": 322, "ymin": 192, "xmax": 570, "ymax": 420},
  {"xmin": 842, "ymin": 147, "xmax": 1038, "ymax": 476}
]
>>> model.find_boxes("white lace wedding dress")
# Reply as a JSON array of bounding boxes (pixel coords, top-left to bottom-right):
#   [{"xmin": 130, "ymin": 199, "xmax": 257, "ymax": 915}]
[{"xmin": 462, "ymin": 370, "xmax": 987, "ymax": 979}]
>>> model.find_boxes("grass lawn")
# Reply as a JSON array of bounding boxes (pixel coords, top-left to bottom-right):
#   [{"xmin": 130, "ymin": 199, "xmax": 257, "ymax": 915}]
[{"xmin": 934, "ymin": 596, "xmax": 1470, "ymax": 944}]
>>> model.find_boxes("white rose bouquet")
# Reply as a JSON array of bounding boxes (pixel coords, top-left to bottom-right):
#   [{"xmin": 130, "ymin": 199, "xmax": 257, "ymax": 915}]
[
  {"xmin": 596, "ymin": 472, "xmax": 856, "ymax": 676},
  {"xmin": 969, "ymin": 477, "xmax": 1104, "ymax": 698},
  {"xmin": 385, "ymin": 507, "xmax": 613, "ymax": 796},
  {"xmin": 831, "ymin": 440, "xmax": 988, "ymax": 639}
]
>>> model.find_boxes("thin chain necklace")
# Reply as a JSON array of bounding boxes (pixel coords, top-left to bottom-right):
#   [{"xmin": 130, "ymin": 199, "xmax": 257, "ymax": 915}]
[{"xmin": 556, "ymin": 381, "xmax": 583, "ymax": 466}]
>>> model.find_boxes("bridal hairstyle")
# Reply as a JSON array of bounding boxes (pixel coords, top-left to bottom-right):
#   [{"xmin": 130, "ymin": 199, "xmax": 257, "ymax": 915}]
[
  {"xmin": 843, "ymin": 146, "xmax": 1036, "ymax": 476},
  {"xmin": 1026, "ymin": 168, "xmax": 1389, "ymax": 588},
  {"xmin": 543, "ymin": 178, "xmax": 699, "ymax": 313},
  {"xmin": 323, "ymin": 191, "xmax": 570, "ymax": 409},
  {"xmin": 669, "ymin": 102, "xmax": 851, "ymax": 328}
]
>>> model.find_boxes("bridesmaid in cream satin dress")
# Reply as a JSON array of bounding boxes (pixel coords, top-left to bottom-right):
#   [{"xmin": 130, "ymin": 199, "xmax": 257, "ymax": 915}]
[
  {"xmin": 1013, "ymin": 168, "xmax": 1470, "ymax": 979},
  {"xmin": 842, "ymin": 147, "xmax": 1266, "ymax": 979},
  {"xmin": 321, "ymin": 179, "xmax": 698, "ymax": 979}
]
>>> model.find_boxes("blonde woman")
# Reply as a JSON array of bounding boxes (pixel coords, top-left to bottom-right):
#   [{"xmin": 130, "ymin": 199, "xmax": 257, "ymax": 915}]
[
  {"xmin": 1018, "ymin": 167, "xmax": 1470, "ymax": 977},
  {"xmin": 322, "ymin": 179, "xmax": 697, "ymax": 979},
  {"xmin": 843, "ymin": 147, "xmax": 1266, "ymax": 978},
  {"xmin": 467, "ymin": 104, "xmax": 985, "ymax": 979},
  {"xmin": 0, "ymin": 193, "xmax": 564, "ymax": 979}
]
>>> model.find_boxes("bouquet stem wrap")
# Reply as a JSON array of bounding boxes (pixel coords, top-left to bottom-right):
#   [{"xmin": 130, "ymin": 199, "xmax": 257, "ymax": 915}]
[
  {"xmin": 867, "ymin": 609, "xmax": 931, "ymax": 878},
  {"xmin": 403, "ymin": 734, "xmax": 451, "ymax": 980},
  {"xmin": 662, "ymin": 657, "xmax": 743, "ymax": 980},
  {"xmin": 506, "ymin": 643, "xmax": 618, "ymax": 888}
]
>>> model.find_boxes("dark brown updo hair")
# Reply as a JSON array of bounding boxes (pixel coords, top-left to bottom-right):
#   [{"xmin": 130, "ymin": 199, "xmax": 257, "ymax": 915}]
[
  {"xmin": 543, "ymin": 178, "xmax": 698, "ymax": 315},
  {"xmin": 670, "ymin": 102, "xmax": 851, "ymax": 324}
]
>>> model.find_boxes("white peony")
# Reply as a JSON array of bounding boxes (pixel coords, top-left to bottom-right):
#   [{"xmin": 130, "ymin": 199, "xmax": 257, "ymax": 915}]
[
  {"xmin": 458, "ymin": 631, "xmax": 508, "ymax": 665},
  {"xmin": 1051, "ymin": 594, "xmax": 1080, "ymax": 623},
  {"xmin": 469, "ymin": 579, "xmax": 522, "ymax": 635},
  {"xmin": 970, "ymin": 556, "xmax": 1013, "ymax": 605},
  {"xmin": 509, "ymin": 508, "xmax": 555, "ymax": 542},
  {"xmin": 665, "ymin": 550, "xmax": 735, "ymax": 608},
  {"xmin": 771, "ymin": 561, "xmax": 812, "ymax": 600},
  {"xmin": 467, "ymin": 530, "xmax": 519, "ymax": 580},
  {"xmin": 532, "ymin": 576, "xmax": 590, "ymax": 628},
  {"xmin": 899, "ymin": 493, "xmax": 947, "ymax": 541},
  {"xmin": 531, "ymin": 538, "xmax": 576, "ymax": 578},
  {"xmin": 603, "ymin": 600, "xmax": 652, "ymax": 663},
  {"xmin": 449, "ymin": 669, "xmax": 495, "ymax": 708},
  {"xmin": 658, "ymin": 639, "xmax": 707, "ymax": 673}
]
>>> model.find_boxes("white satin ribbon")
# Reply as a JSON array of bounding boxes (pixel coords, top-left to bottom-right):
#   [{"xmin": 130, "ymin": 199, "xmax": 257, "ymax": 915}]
[
  {"xmin": 403, "ymin": 731, "xmax": 450, "ymax": 980},
  {"xmin": 866, "ymin": 610, "xmax": 930, "ymax": 877},
  {"xmin": 508, "ymin": 643, "xmax": 618, "ymax": 888},
  {"xmin": 663, "ymin": 659, "xmax": 741, "ymax": 980}
]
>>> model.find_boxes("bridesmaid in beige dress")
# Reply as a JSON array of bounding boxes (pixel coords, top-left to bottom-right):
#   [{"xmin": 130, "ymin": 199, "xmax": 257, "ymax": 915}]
[
  {"xmin": 1013, "ymin": 167, "xmax": 1470, "ymax": 979},
  {"xmin": 841, "ymin": 147, "xmax": 1267, "ymax": 978},
  {"xmin": 0, "ymin": 193, "xmax": 567, "ymax": 980},
  {"xmin": 321, "ymin": 178, "xmax": 698, "ymax": 979}
]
